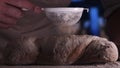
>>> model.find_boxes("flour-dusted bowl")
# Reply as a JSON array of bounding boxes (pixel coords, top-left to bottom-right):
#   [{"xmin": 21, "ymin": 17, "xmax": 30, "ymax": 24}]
[{"xmin": 44, "ymin": 8, "xmax": 84, "ymax": 26}]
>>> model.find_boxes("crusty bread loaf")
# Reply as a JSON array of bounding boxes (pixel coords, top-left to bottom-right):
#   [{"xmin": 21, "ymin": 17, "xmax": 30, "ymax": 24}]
[{"xmin": 3, "ymin": 35, "xmax": 118, "ymax": 65}]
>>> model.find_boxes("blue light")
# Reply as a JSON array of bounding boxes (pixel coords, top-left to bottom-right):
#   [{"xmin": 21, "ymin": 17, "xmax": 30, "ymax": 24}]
[{"xmin": 89, "ymin": 7, "xmax": 100, "ymax": 36}]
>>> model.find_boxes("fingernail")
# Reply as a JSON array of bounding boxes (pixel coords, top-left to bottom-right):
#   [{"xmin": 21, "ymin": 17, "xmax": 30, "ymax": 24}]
[
  {"xmin": 21, "ymin": 8, "xmax": 29, "ymax": 11},
  {"xmin": 21, "ymin": 6, "xmax": 43, "ymax": 14}
]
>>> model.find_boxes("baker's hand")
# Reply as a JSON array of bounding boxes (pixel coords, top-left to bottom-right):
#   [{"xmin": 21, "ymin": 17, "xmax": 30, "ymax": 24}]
[{"xmin": 0, "ymin": 0, "xmax": 42, "ymax": 29}]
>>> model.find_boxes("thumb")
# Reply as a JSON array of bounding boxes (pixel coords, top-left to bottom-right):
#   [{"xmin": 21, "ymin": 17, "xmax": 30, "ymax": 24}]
[
  {"xmin": 7, "ymin": 0, "xmax": 43, "ymax": 14},
  {"xmin": 21, "ymin": 6, "xmax": 43, "ymax": 14}
]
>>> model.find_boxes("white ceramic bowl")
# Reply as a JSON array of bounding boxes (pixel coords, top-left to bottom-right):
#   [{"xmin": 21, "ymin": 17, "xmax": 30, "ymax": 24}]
[{"xmin": 44, "ymin": 8, "xmax": 84, "ymax": 26}]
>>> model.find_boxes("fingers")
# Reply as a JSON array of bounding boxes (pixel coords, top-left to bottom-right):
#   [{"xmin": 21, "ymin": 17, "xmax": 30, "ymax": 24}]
[
  {"xmin": 7, "ymin": 0, "xmax": 34, "ymax": 9},
  {"xmin": 0, "ymin": 3, "xmax": 22, "ymax": 29},
  {"xmin": 0, "ymin": 14, "xmax": 17, "ymax": 25},
  {"xmin": 0, "ymin": 4, "xmax": 23, "ymax": 19},
  {"xmin": 6, "ymin": 0, "xmax": 42, "ymax": 13},
  {"xmin": 0, "ymin": 4, "xmax": 20, "ymax": 29},
  {"xmin": 0, "ymin": 14, "xmax": 17, "ymax": 28},
  {"xmin": 0, "ymin": 0, "xmax": 42, "ymax": 29}
]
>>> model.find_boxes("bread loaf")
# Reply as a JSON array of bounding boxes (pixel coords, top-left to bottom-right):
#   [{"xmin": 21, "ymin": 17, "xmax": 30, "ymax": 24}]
[{"xmin": 3, "ymin": 35, "xmax": 118, "ymax": 65}]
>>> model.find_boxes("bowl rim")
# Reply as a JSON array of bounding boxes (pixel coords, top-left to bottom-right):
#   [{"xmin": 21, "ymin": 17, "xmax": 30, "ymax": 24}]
[{"xmin": 43, "ymin": 7, "xmax": 84, "ymax": 12}]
